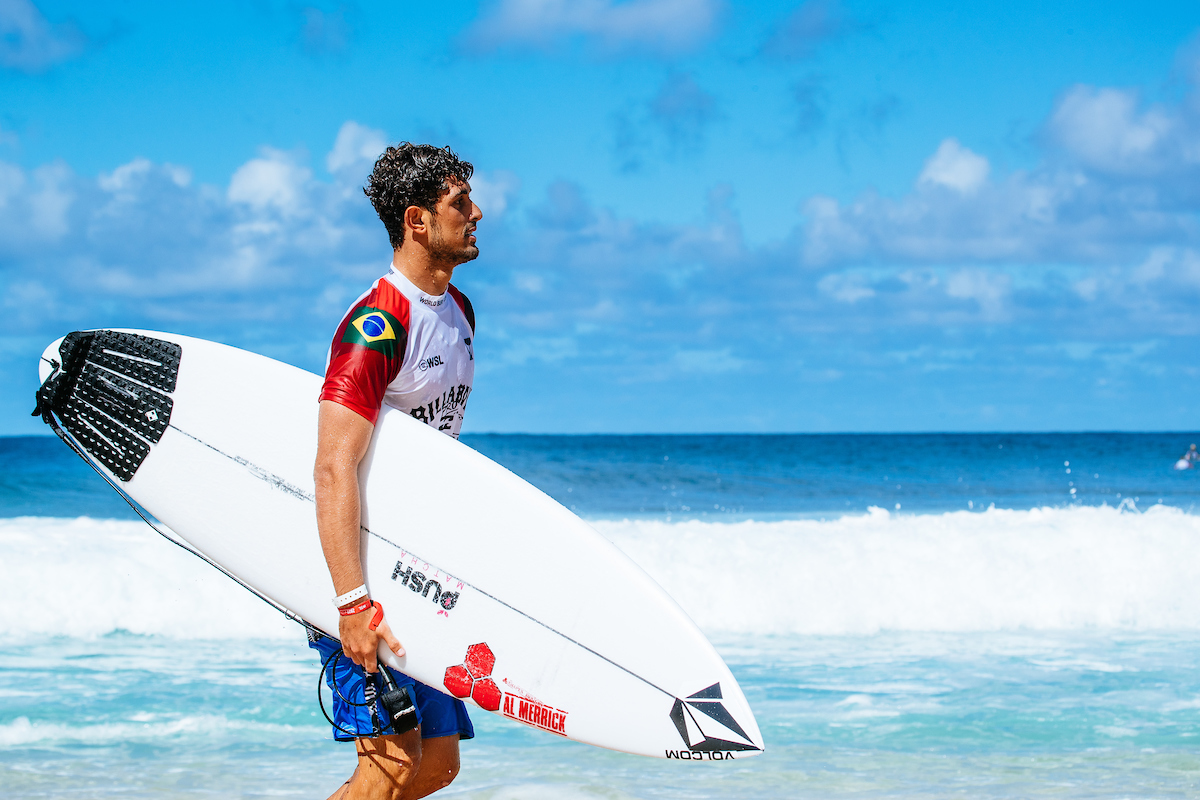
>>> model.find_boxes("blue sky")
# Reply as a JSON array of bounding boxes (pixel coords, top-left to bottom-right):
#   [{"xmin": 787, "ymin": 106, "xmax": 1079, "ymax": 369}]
[{"xmin": 2, "ymin": 0, "xmax": 1199, "ymax": 434}]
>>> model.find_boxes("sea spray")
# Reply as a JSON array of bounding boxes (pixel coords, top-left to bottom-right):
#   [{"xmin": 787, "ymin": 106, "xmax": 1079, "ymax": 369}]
[
  {"xmin": 596, "ymin": 504, "xmax": 1200, "ymax": 635},
  {"xmin": 0, "ymin": 517, "xmax": 291, "ymax": 640},
  {"xmin": 5, "ymin": 504, "xmax": 1200, "ymax": 640}
]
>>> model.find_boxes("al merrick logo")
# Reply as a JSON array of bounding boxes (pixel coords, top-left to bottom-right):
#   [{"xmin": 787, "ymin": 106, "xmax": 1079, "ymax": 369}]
[{"xmin": 443, "ymin": 643, "xmax": 569, "ymax": 736}]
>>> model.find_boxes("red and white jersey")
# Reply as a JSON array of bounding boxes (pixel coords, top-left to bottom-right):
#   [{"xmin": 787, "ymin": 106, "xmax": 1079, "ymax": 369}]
[{"xmin": 319, "ymin": 266, "xmax": 475, "ymax": 438}]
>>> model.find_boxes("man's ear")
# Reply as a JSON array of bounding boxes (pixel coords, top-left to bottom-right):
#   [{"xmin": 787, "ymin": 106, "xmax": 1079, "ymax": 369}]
[{"xmin": 404, "ymin": 205, "xmax": 427, "ymax": 236}]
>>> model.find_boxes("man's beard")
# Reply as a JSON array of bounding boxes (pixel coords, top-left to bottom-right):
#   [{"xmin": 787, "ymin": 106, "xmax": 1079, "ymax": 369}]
[{"xmin": 429, "ymin": 226, "xmax": 479, "ymax": 266}]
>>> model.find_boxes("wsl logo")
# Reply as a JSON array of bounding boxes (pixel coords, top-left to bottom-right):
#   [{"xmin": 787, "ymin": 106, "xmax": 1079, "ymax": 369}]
[{"xmin": 342, "ymin": 306, "xmax": 401, "ymax": 358}]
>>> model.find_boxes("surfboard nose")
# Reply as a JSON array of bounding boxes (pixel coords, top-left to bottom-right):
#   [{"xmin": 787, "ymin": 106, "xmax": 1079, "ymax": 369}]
[{"xmin": 669, "ymin": 681, "xmax": 765, "ymax": 756}]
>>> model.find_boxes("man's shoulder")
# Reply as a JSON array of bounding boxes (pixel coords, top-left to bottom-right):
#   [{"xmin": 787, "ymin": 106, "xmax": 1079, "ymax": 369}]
[
  {"xmin": 445, "ymin": 283, "xmax": 475, "ymax": 333},
  {"xmin": 333, "ymin": 277, "xmax": 413, "ymax": 346},
  {"xmin": 351, "ymin": 276, "xmax": 411, "ymax": 325}
]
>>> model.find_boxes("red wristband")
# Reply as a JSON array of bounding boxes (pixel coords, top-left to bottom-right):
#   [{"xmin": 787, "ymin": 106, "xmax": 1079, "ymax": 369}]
[
  {"xmin": 339, "ymin": 598, "xmax": 372, "ymax": 616},
  {"xmin": 368, "ymin": 601, "xmax": 384, "ymax": 631}
]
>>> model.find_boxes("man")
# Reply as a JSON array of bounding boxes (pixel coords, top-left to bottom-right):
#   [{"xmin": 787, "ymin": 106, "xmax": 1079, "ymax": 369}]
[{"xmin": 311, "ymin": 143, "xmax": 482, "ymax": 800}]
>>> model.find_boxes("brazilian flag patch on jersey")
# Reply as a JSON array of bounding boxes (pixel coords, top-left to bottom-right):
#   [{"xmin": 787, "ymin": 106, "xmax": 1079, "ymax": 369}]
[{"xmin": 342, "ymin": 306, "xmax": 401, "ymax": 358}]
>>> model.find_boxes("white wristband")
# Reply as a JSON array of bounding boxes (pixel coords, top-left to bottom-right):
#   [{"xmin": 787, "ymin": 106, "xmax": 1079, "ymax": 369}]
[{"xmin": 333, "ymin": 584, "xmax": 368, "ymax": 608}]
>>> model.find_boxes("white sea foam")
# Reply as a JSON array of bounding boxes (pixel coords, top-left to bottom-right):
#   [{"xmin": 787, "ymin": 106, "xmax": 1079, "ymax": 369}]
[
  {"xmin": 0, "ymin": 517, "xmax": 293, "ymax": 640},
  {"xmin": 593, "ymin": 504, "xmax": 1200, "ymax": 635},
  {"xmin": 0, "ymin": 714, "xmax": 301, "ymax": 746},
  {"xmin": 4, "ymin": 506, "xmax": 1200, "ymax": 639}
]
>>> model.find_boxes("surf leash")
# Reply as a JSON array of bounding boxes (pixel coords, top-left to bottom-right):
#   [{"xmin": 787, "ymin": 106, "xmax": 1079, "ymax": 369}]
[{"xmin": 318, "ymin": 647, "xmax": 418, "ymax": 738}]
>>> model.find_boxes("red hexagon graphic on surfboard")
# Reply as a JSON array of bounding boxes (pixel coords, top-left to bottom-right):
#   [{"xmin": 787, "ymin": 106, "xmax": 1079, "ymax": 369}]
[
  {"xmin": 443, "ymin": 642, "xmax": 501, "ymax": 710},
  {"xmin": 443, "ymin": 643, "xmax": 569, "ymax": 735}
]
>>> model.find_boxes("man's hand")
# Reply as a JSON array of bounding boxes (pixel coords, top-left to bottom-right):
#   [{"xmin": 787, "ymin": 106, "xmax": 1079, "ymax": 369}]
[{"xmin": 338, "ymin": 607, "xmax": 404, "ymax": 673}]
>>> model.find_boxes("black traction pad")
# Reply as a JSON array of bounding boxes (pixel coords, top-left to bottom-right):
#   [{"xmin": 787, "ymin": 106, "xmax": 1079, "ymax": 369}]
[{"xmin": 39, "ymin": 331, "xmax": 181, "ymax": 481}]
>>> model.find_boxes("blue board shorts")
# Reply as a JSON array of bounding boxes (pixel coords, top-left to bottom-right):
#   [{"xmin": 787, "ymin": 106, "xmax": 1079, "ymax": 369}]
[{"xmin": 308, "ymin": 628, "xmax": 474, "ymax": 742}]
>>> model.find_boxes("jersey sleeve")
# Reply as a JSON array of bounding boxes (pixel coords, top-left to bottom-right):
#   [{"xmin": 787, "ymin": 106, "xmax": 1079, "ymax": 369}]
[{"xmin": 319, "ymin": 281, "xmax": 411, "ymax": 425}]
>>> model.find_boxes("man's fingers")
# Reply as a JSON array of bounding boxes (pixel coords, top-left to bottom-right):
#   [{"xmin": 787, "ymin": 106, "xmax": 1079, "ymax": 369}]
[
  {"xmin": 378, "ymin": 619, "xmax": 405, "ymax": 657},
  {"xmin": 341, "ymin": 642, "xmax": 369, "ymax": 670},
  {"xmin": 336, "ymin": 612, "xmax": 402, "ymax": 672}
]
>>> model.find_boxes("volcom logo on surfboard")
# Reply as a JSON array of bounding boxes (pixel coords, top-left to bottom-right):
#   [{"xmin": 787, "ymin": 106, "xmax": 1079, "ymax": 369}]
[{"xmin": 667, "ymin": 683, "xmax": 760, "ymax": 756}]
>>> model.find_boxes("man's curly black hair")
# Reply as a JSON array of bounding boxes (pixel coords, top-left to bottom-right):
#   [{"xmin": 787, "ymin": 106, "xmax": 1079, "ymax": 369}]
[{"xmin": 364, "ymin": 143, "xmax": 474, "ymax": 249}]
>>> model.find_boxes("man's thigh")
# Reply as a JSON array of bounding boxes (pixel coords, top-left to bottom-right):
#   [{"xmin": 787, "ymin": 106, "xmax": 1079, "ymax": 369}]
[
  {"xmin": 406, "ymin": 736, "xmax": 461, "ymax": 799},
  {"xmin": 349, "ymin": 732, "xmax": 460, "ymax": 800},
  {"xmin": 350, "ymin": 729, "xmax": 422, "ymax": 797}
]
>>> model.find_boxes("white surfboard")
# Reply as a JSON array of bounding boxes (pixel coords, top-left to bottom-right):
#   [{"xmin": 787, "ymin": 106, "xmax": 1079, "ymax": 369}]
[
  {"xmin": 35, "ymin": 329, "xmax": 763, "ymax": 760},
  {"xmin": 1176, "ymin": 459, "xmax": 1192, "ymax": 471}
]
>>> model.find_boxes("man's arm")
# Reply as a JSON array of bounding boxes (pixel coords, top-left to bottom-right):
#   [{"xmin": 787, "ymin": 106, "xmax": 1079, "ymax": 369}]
[{"xmin": 314, "ymin": 399, "xmax": 403, "ymax": 672}]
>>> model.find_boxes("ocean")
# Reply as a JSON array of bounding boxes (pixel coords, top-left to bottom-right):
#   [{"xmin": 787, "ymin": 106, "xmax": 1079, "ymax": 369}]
[{"xmin": 2, "ymin": 432, "xmax": 1200, "ymax": 798}]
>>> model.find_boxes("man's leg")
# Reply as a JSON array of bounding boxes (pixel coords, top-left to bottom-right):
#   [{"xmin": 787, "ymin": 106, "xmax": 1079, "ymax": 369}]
[
  {"xmin": 404, "ymin": 735, "xmax": 461, "ymax": 799},
  {"xmin": 326, "ymin": 731, "xmax": 460, "ymax": 800}
]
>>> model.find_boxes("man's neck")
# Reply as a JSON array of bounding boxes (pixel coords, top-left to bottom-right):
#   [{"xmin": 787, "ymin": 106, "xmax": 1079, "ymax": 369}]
[{"xmin": 391, "ymin": 247, "xmax": 454, "ymax": 295}]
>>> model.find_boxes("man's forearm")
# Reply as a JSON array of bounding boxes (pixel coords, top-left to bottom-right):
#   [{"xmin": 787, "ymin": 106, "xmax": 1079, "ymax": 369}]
[
  {"xmin": 314, "ymin": 399, "xmax": 377, "ymax": 599},
  {"xmin": 316, "ymin": 466, "xmax": 366, "ymax": 597}
]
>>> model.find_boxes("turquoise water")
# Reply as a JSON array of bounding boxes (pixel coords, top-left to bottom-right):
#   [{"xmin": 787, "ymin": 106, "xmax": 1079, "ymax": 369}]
[
  {"xmin": 2, "ymin": 433, "xmax": 1200, "ymax": 797},
  {"xmin": 5, "ymin": 633, "xmax": 1200, "ymax": 797}
]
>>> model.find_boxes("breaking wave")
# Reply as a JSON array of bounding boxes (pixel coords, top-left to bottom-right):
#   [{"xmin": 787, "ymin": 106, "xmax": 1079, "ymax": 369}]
[
  {"xmin": 4, "ymin": 504, "xmax": 1200, "ymax": 640},
  {"xmin": 595, "ymin": 504, "xmax": 1200, "ymax": 635},
  {"xmin": 0, "ymin": 714, "xmax": 301, "ymax": 747}
]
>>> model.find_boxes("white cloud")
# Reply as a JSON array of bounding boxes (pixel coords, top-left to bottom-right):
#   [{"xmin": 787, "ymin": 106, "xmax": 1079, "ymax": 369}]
[
  {"xmin": 99, "ymin": 158, "xmax": 191, "ymax": 194},
  {"xmin": 470, "ymin": 170, "xmax": 520, "ymax": 218},
  {"xmin": 672, "ymin": 347, "xmax": 745, "ymax": 374},
  {"xmin": 228, "ymin": 149, "xmax": 313, "ymax": 215},
  {"xmin": 98, "ymin": 158, "xmax": 153, "ymax": 193},
  {"xmin": 27, "ymin": 162, "xmax": 72, "ymax": 239},
  {"xmin": 1048, "ymin": 86, "xmax": 1182, "ymax": 175},
  {"xmin": 466, "ymin": 0, "xmax": 721, "ymax": 54},
  {"xmin": 494, "ymin": 335, "xmax": 580, "ymax": 365},
  {"xmin": 1073, "ymin": 275, "xmax": 1100, "ymax": 301},
  {"xmin": 326, "ymin": 121, "xmax": 387, "ymax": 175},
  {"xmin": 818, "ymin": 271, "xmax": 875, "ymax": 303},
  {"xmin": 1132, "ymin": 246, "xmax": 1174, "ymax": 284},
  {"xmin": 918, "ymin": 138, "xmax": 990, "ymax": 194},
  {"xmin": 0, "ymin": 0, "xmax": 85, "ymax": 72},
  {"xmin": 800, "ymin": 69, "xmax": 1200, "ymax": 272},
  {"xmin": 944, "ymin": 268, "xmax": 1010, "ymax": 320},
  {"xmin": 0, "ymin": 100, "xmax": 1198, "ymax": 432},
  {"xmin": 0, "ymin": 160, "xmax": 25, "ymax": 208},
  {"xmin": 0, "ymin": 127, "xmax": 389, "ymax": 322},
  {"xmin": 801, "ymin": 140, "xmax": 1192, "ymax": 269},
  {"xmin": 1131, "ymin": 247, "xmax": 1200, "ymax": 288},
  {"xmin": 513, "ymin": 273, "xmax": 544, "ymax": 293}
]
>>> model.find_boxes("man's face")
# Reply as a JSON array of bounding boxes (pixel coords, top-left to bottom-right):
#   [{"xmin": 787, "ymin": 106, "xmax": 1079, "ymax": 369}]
[{"xmin": 426, "ymin": 179, "xmax": 483, "ymax": 266}]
